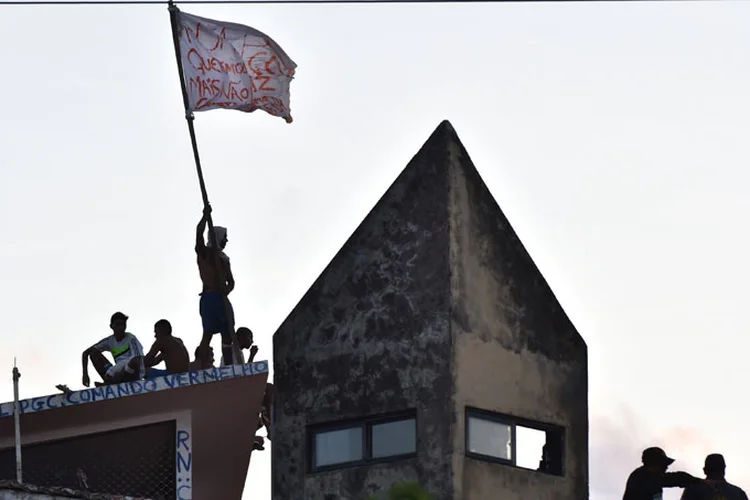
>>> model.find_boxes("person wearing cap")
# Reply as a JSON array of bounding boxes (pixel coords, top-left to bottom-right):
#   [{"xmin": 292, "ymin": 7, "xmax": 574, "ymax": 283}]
[
  {"xmin": 623, "ymin": 446, "xmax": 702, "ymax": 500},
  {"xmin": 81, "ymin": 312, "xmax": 146, "ymax": 387},
  {"xmin": 195, "ymin": 204, "xmax": 237, "ymax": 368},
  {"xmin": 680, "ymin": 454, "xmax": 748, "ymax": 500}
]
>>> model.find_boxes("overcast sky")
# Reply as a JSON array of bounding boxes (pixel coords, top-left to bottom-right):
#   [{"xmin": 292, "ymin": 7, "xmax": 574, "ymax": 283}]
[{"xmin": 1, "ymin": 1, "xmax": 749, "ymax": 498}]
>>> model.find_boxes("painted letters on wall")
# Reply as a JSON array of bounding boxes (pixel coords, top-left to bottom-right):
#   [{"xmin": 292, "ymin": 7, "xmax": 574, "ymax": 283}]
[
  {"xmin": 176, "ymin": 418, "xmax": 193, "ymax": 500},
  {"xmin": 0, "ymin": 361, "xmax": 269, "ymax": 418}
]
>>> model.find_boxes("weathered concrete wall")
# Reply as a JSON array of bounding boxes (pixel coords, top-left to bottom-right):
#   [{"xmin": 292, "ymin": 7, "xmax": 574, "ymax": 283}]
[
  {"xmin": 446, "ymin": 123, "xmax": 588, "ymax": 500},
  {"xmin": 273, "ymin": 120, "xmax": 588, "ymax": 500},
  {"xmin": 272, "ymin": 123, "xmax": 456, "ymax": 500},
  {"xmin": 452, "ymin": 340, "xmax": 584, "ymax": 500}
]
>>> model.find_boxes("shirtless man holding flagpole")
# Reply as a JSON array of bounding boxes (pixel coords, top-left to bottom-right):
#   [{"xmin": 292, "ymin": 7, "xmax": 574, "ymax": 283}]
[{"xmin": 195, "ymin": 205, "xmax": 238, "ymax": 368}]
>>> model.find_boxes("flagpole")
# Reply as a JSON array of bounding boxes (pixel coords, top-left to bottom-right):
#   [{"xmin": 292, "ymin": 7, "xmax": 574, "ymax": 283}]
[
  {"xmin": 13, "ymin": 358, "xmax": 22, "ymax": 484},
  {"xmin": 168, "ymin": 1, "xmax": 243, "ymax": 365}
]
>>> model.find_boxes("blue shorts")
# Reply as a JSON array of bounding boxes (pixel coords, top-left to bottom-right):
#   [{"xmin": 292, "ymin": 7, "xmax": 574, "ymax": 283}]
[
  {"xmin": 146, "ymin": 368, "xmax": 169, "ymax": 379},
  {"xmin": 200, "ymin": 291, "xmax": 234, "ymax": 343}
]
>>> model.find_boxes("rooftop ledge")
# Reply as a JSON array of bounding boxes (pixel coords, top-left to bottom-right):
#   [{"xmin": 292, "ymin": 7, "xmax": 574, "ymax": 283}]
[{"xmin": 0, "ymin": 360, "xmax": 269, "ymax": 419}]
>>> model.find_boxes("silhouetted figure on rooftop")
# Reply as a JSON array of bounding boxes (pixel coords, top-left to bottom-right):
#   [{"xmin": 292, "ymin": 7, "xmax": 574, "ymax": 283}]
[
  {"xmin": 196, "ymin": 204, "xmax": 237, "ymax": 368},
  {"xmin": 81, "ymin": 312, "xmax": 145, "ymax": 387},
  {"xmin": 190, "ymin": 345, "xmax": 215, "ymax": 371},
  {"xmin": 253, "ymin": 385, "xmax": 273, "ymax": 451},
  {"xmin": 220, "ymin": 327, "xmax": 257, "ymax": 366},
  {"xmin": 259, "ymin": 382, "xmax": 273, "ymax": 436},
  {"xmin": 681, "ymin": 454, "xmax": 748, "ymax": 500},
  {"xmin": 143, "ymin": 319, "xmax": 190, "ymax": 378},
  {"xmin": 623, "ymin": 446, "xmax": 702, "ymax": 500},
  {"xmin": 242, "ymin": 331, "xmax": 269, "ymax": 452}
]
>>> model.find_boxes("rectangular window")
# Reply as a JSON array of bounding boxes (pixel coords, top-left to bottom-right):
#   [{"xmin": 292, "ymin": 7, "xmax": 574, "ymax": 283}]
[
  {"xmin": 309, "ymin": 412, "xmax": 417, "ymax": 472},
  {"xmin": 313, "ymin": 425, "xmax": 364, "ymax": 468},
  {"xmin": 515, "ymin": 425, "xmax": 548, "ymax": 470},
  {"xmin": 467, "ymin": 415, "xmax": 513, "ymax": 461},
  {"xmin": 371, "ymin": 418, "xmax": 416, "ymax": 458},
  {"xmin": 465, "ymin": 408, "xmax": 564, "ymax": 476}
]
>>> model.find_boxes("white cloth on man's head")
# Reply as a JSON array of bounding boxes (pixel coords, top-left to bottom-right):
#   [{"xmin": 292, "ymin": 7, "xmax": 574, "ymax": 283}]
[
  {"xmin": 207, "ymin": 226, "xmax": 230, "ymax": 262},
  {"xmin": 208, "ymin": 226, "xmax": 227, "ymax": 246}
]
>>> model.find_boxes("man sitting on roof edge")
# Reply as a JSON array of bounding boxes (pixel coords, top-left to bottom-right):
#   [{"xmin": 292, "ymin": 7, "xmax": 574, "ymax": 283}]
[
  {"xmin": 143, "ymin": 319, "xmax": 190, "ymax": 379},
  {"xmin": 81, "ymin": 312, "xmax": 145, "ymax": 387},
  {"xmin": 190, "ymin": 344, "xmax": 215, "ymax": 371}
]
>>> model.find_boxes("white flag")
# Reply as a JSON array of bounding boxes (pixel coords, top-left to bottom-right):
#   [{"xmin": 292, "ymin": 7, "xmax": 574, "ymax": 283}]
[{"xmin": 175, "ymin": 10, "xmax": 297, "ymax": 123}]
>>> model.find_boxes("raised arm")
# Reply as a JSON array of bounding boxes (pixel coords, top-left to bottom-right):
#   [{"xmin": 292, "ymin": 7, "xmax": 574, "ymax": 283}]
[{"xmin": 196, "ymin": 205, "xmax": 211, "ymax": 253}]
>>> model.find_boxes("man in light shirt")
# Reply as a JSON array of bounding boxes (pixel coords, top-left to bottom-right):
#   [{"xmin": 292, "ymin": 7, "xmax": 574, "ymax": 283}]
[{"xmin": 81, "ymin": 312, "xmax": 145, "ymax": 387}]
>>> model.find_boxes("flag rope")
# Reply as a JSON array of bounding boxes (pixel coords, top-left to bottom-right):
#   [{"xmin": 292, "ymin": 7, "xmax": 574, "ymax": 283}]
[{"xmin": 168, "ymin": 0, "xmax": 245, "ymax": 367}]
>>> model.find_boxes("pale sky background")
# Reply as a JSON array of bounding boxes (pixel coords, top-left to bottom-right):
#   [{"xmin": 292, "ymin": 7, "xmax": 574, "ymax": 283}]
[{"xmin": 0, "ymin": 0, "xmax": 749, "ymax": 498}]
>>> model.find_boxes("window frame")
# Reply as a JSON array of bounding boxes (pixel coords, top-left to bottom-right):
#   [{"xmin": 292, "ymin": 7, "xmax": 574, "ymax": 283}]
[
  {"xmin": 310, "ymin": 421, "xmax": 366, "ymax": 470},
  {"xmin": 308, "ymin": 410, "xmax": 417, "ymax": 473},
  {"xmin": 465, "ymin": 407, "xmax": 565, "ymax": 476}
]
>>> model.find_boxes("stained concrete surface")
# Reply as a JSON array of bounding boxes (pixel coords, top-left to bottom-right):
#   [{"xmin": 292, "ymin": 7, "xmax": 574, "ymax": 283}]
[
  {"xmin": 445, "ymin": 121, "xmax": 588, "ymax": 499},
  {"xmin": 273, "ymin": 121, "xmax": 588, "ymax": 500}
]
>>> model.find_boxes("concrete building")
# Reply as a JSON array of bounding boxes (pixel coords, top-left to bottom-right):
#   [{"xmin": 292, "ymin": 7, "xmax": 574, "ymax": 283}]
[
  {"xmin": 272, "ymin": 121, "xmax": 588, "ymax": 500},
  {"xmin": 0, "ymin": 361, "xmax": 269, "ymax": 500}
]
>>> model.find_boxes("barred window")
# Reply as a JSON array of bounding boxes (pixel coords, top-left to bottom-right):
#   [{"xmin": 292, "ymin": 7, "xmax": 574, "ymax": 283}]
[{"xmin": 0, "ymin": 421, "xmax": 176, "ymax": 499}]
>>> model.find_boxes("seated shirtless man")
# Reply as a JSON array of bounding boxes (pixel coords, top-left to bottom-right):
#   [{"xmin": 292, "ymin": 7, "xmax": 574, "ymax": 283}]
[
  {"xmin": 190, "ymin": 345, "xmax": 215, "ymax": 371},
  {"xmin": 144, "ymin": 319, "xmax": 190, "ymax": 378},
  {"xmin": 195, "ymin": 205, "xmax": 238, "ymax": 367},
  {"xmin": 82, "ymin": 312, "xmax": 145, "ymax": 387}
]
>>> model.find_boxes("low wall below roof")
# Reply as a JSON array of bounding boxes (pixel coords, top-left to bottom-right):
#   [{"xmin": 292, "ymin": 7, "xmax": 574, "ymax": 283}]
[{"xmin": 0, "ymin": 362, "xmax": 268, "ymax": 500}]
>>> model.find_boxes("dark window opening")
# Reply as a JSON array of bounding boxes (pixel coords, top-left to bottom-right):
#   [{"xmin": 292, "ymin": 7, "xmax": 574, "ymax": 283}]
[
  {"xmin": 465, "ymin": 407, "xmax": 564, "ymax": 476},
  {"xmin": 0, "ymin": 421, "xmax": 176, "ymax": 498},
  {"xmin": 308, "ymin": 411, "xmax": 416, "ymax": 472}
]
